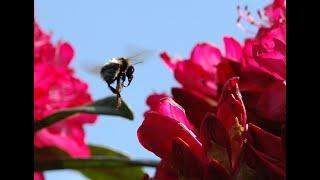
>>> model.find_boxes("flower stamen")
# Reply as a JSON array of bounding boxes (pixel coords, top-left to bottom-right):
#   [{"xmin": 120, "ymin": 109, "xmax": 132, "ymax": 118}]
[
  {"xmin": 231, "ymin": 117, "xmax": 244, "ymax": 140},
  {"xmin": 236, "ymin": 5, "xmax": 270, "ymax": 34}
]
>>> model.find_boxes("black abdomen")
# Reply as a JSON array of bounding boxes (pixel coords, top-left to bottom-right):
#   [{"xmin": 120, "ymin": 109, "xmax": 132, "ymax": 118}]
[{"xmin": 100, "ymin": 62, "xmax": 121, "ymax": 84}]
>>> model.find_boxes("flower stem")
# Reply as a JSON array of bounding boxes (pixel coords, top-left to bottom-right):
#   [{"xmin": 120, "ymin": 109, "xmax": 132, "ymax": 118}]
[{"xmin": 35, "ymin": 156, "xmax": 159, "ymax": 171}]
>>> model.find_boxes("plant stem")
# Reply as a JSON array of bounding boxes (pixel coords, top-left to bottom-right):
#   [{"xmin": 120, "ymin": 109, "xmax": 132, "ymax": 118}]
[{"xmin": 35, "ymin": 156, "xmax": 159, "ymax": 171}]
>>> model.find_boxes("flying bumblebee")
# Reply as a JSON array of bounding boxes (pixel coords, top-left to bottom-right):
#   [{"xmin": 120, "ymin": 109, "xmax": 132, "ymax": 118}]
[
  {"xmin": 85, "ymin": 49, "xmax": 153, "ymax": 108},
  {"xmin": 100, "ymin": 56, "xmax": 142, "ymax": 108}
]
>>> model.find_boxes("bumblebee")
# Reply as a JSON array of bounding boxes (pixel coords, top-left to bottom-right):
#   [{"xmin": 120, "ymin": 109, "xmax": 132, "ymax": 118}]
[
  {"xmin": 100, "ymin": 57, "xmax": 141, "ymax": 108},
  {"xmin": 84, "ymin": 49, "xmax": 152, "ymax": 108}
]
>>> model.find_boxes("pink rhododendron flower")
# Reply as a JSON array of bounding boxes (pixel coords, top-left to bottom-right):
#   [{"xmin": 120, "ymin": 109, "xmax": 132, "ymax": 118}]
[
  {"xmin": 141, "ymin": 0, "xmax": 286, "ymax": 179},
  {"xmin": 140, "ymin": 78, "xmax": 285, "ymax": 179},
  {"xmin": 160, "ymin": 0, "xmax": 286, "ymax": 132},
  {"xmin": 159, "ymin": 43, "xmax": 221, "ymax": 129},
  {"xmin": 34, "ymin": 21, "xmax": 74, "ymax": 67},
  {"xmin": 216, "ymin": 77, "xmax": 247, "ymax": 171},
  {"xmin": 138, "ymin": 97, "xmax": 230, "ymax": 179},
  {"xmin": 34, "ymin": 19, "xmax": 97, "ymax": 178},
  {"xmin": 138, "ymin": 97, "xmax": 204, "ymax": 161},
  {"xmin": 139, "ymin": 78, "xmax": 250, "ymax": 179},
  {"xmin": 223, "ymin": 3, "xmax": 286, "ymax": 127},
  {"xmin": 199, "ymin": 77, "xmax": 247, "ymax": 176},
  {"xmin": 161, "ymin": 42, "xmax": 221, "ymax": 99},
  {"xmin": 34, "ymin": 172, "xmax": 44, "ymax": 180}
]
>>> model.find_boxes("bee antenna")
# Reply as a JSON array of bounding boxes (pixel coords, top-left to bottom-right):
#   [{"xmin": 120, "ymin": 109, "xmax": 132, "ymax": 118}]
[{"xmin": 133, "ymin": 61, "xmax": 143, "ymax": 65}]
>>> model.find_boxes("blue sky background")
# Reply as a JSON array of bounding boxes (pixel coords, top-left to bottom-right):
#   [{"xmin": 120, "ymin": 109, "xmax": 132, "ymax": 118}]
[{"xmin": 35, "ymin": 0, "xmax": 270, "ymax": 179}]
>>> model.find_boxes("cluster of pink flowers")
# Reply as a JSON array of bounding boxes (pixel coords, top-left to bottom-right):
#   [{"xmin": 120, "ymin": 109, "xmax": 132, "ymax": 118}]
[
  {"xmin": 138, "ymin": 0, "xmax": 285, "ymax": 179},
  {"xmin": 34, "ymin": 20, "xmax": 97, "ymax": 179}
]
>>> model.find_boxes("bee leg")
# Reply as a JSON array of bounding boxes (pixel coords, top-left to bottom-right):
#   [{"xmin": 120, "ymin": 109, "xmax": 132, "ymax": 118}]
[
  {"xmin": 108, "ymin": 83, "xmax": 122, "ymax": 108},
  {"xmin": 108, "ymin": 83, "xmax": 121, "ymax": 97},
  {"xmin": 124, "ymin": 66, "xmax": 134, "ymax": 87},
  {"xmin": 116, "ymin": 76, "xmax": 123, "ymax": 93},
  {"xmin": 115, "ymin": 77, "xmax": 122, "ymax": 108},
  {"xmin": 121, "ymin": 73, "xmax": 126, "ymax": 87},
  {"xmin": 123, "ymin": 75, "xmax": 133, "ymax": 87},
  {"xmin": 127, "ymin": 76, "xmax": 133, "ymax": 87}
]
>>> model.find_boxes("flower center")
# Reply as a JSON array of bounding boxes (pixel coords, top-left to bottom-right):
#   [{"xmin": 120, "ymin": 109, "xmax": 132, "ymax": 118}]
[{"xmin": 231, "ymin": 117, "xmax": 244, "ymax": 140}]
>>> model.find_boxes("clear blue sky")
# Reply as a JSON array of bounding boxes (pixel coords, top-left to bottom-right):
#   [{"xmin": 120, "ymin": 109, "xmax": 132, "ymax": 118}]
[{"xmin": 35, "ymin": 0, "xmax": 270, "ymax": 179}]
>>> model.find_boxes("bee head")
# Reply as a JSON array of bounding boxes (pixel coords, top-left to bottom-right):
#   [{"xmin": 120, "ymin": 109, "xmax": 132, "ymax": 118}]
[
  {"xmin": 119, "ymin": 57, "xmax": 127, "ymax": 61},
  {"xmin": 127, "ymin": 65, "xmax": 134, "ymax": 77},
  {"xmin": 125, "ymin": 65, "xmax": 135, "ymax": 87}
]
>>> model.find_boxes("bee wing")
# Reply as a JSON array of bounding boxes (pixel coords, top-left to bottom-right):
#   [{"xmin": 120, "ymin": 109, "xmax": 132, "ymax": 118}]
[
  {"xmin": 81, "ymin": 45, "xmax": 156, "ymax": 75},
  {"xmin": 83, "ymin": 64, "xmax": 101, "ymax": 75},
  {"xmin": 124, "ymin": 46, "xmax": 157, "ymax": 65}
]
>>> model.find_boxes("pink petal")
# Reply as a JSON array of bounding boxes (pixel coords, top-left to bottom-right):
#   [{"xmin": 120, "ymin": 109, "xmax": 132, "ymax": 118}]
[
  {"xmin": 247, "ymin": 123, "xmax": 282, "ymax": 161},
  {"xmin": 259, "ymin": 49, "xmax": 285, "ymax": 60},
  {"xmin": 190, "ymin": 43, "xmax": 222, "ymax": 72},
  {"xmin": 67, "ymin": 113, "xmax": 97, "ymax": 125},
  {"xmin": 253, "ymin": 45, "xmax": 286, "ymax": 80},
  {"xmin": 34, "ymin": 124, "xmax": 90, "ymax": 158},
  {"xmin": 169, "ymin": 138, "xmax": 205, "ymax": 178},
  {"xmin": 242, "ymin": 39, "xmax": 261, "ymax": 69},
  {"xmin": 216, "ymin": 60, "xmax": 240, "ymax": 87},
  {"xmin": 34, "ymin": 20, "xmax": 51, "ymax": 43},
  {"xmin": 257, "ymin": 24, "xmax": 286, "ymax": 50},
  {"xmin": 238, "ymin": 67, "xmax": 276, "ymax": 93},
  {"xmin": 160, "ymin": 52, "xmax": 177, "ymax": 71},
  {"xmin": 200, "ymin": 113, "xmax": 229, "ymax": 152},
  {"xmin": 154, "ymin": 161, "xmax": 179, "ymax": 180},
  {"xmin": 34, "ymin": 43, "xmax": 55, "ymax": 65},
  {"xmin": 243, "ymin": 39, "xmax": 254, "ymax": 59},
  {"xmin": 273, "ymin": 38, "xmax": 286, "ymax": 56},
  {"xmin": 281, "ymin": 125, "xmax": 286, "ymax": 160},
  {"xmin": 155, "ymin": 97, "xmax": 195, "ymax": 131},
  {"xmin": 223, "ymin": 37, "xmax": 242, "ymax": 62},
  {"xmin": 137, "ymin": 112, "xmax": 204, "ymax": 161},
  {"xmin": 34, "ymin": 172, "xmax": 44, "ymax": 180},
  {"xmin": 175, "ymin": 61, "xmax": 218, "ymax": 98},
  {"xmin": 146, "ymin": 93, "xmax": 170, "ymax": 111},
  {"xmin": 246, "ymin": 143, "xmax": 285, "ymax": 179},
  {"xmin": 218, "ymin": 77, "xmax": 246, "ymax": 129},
  {"xmin": 56, "ymin": 41, "xmax": 74, "ymax": 66},
  {"xmin": 256, "ymin": 80, "xmax": 286, "ymax": 122},
  {"xmin": 217, "ymin": 77, "xmax": 247, "ymax": 171},
  {"xmin": 264, "ymin": 0, "xmax": 286, "ymax": 24},
  {"xmin": 172, "ymin": 88, "xmax": 217, "ymax": 131}
]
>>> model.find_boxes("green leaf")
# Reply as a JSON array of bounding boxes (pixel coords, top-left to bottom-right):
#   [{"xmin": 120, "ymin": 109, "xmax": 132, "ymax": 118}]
[
  {"xmin": 34, "ymin": 96, "xmax": 134, "ymax": 132},
  {"xmin": 80, "ymin": 145, "xmax": 145, "ymax": 180},
  {"xmin": 35, "ymin": 147, "xmax": 69, "ymax": 160},
  {"xmin": 35, "ymin": 145, "xmax": 155, "ymax": 180},
  {"xmin": 207, "ymin": 140, "xmax": 230, "ymax": 173},
  {"xmin": 236, "ymin": 163, "xmax": 257, "ymax": 180}
]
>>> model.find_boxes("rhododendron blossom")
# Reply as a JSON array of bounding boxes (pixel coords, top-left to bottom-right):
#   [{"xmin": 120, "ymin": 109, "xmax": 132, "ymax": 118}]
[
  {"xmin": 163, "ymin": 0, "xmax": 285, "ymax": 132},
  {"xmin": 34, "ymin": 20, "xmax": 97, "ymax": 179},
  {"xmin": 139, "ymin": 78, "xmax": 249, "ymax": 179},
  {"xmin": 139, "ymin": 0, "xmax": 286, "ymax": 179}
]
